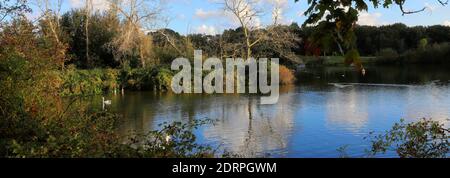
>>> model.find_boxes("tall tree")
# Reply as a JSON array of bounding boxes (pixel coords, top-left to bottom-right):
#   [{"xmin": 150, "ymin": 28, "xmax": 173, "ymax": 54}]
[
  {"xmin": 85, "ymin": 0, "xmax": 93, "ymax": 67},
  {"xmin": 107, "ymin": 0, "xmax": 162, "ymax": 68},
  {"xmin": 222, "ymin": 0, "xmax": 264, "ymax": 60},
  {"xmin": 35, "ymin": 0, "xmax": 67, "ymax": 69}
]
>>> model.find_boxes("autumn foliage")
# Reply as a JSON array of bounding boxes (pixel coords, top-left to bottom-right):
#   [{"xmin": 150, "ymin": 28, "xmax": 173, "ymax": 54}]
[{"xmin": 279, "ymin": 65, "xmax": 296, "ymax": 85}]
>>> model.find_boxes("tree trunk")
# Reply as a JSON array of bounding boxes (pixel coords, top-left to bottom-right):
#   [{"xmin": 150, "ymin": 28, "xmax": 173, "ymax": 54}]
[{"xmin": 85, "ymin": 0, "xmax": 91, "ymax": 67}]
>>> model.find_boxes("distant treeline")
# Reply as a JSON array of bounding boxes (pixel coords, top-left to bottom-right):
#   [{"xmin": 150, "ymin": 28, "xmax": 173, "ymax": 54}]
[{"xmin": 58, "ymin": 10, "xmax": 450, "ymax": 69}]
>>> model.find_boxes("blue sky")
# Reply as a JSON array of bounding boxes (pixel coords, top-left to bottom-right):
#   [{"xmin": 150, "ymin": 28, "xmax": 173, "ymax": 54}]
[{"xmin": 30, "ymin": 0, "xmax": 450, "ymax": 35}]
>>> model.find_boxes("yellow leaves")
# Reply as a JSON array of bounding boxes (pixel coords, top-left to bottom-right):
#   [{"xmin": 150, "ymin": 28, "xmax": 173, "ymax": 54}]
[{"xmin": 279, "ymin": 65, "xmax": 296, "ymax": 85}]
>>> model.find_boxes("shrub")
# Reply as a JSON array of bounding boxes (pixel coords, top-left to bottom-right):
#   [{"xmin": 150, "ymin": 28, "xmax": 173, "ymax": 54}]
[
  {"xmin": 376, "ymin": 48, "xmax": 399, "ymax": 64},
  {"xmin": 60, "ymin": 65, "xmax": 119, "ymax": 96},
  {"xmin": 151, "ymin": 67, "xmax": 173, "ymax": 91},
  {"xmin": 279, "ymin": 65, "xmax": 296, "ymax": 85},
  {"xmin": 122, "ymin": 119, "xmax": 216, "ymax": 158},
  {"xmin": 366, "ymin": 118, "xmax": 449, "ymax": 158},
  {"xmin": 381, "ymin": 43, "xmax": 450, "ymax": 64},
  {"xmin": 121, "ymin": 66, "xmax": 173, "ymax": 91}
]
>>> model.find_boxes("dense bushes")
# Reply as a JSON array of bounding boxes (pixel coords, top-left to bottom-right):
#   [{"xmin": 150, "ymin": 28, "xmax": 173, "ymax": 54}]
[
  {"xmin": 366, "ymin": 119, "xmax": 449, "ymax": 158},
  {"xmin": 376, "ymin": 48, "xmax": 399, "ymax": 64},
  {"xmin": 120, "ymin": 66, "xmax": 174, "ymax": 91},
  {"xmin": 376, "ymin": 43, "xmax": 450, "ymax": 65},
  {"xmin": 60, "ymin": 65, "xmax": 118, "ymax": 96},
  {"xmin": 400, "ymin": 43, "xmax": 450, "ymax": 64},
  {"xmin": 59, "ymin": 65, "xmax": 174, "ymax": 96}
]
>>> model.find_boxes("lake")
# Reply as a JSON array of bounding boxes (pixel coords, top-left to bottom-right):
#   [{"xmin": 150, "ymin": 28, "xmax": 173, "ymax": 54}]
[{"xmin": 94, "ymin": 65, "xmax": 450, "ymax": 158}]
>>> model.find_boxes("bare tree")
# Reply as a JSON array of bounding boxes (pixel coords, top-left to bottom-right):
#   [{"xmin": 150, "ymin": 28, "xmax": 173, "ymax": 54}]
[
  {"xmin": 222, "ymin": 0, "xmax": 264, "ymax": 60},
  {"xmin": 221, "ymin": 0, "xmax": 301, "ymax": 63},
  {"xmin": 35, "ymin": 0, "xmax": 63, "ymax": 45},
  {"xmin": 35, "ymin": 0, "xmax": 67, "ymax": 69},
  {"xmin": 107, "ymin": 0, "xmax": 162, "ymax": 68},
  {"xmin": 85, "ymin": 0, "xmax": 92, "ymax": 66},
  {"xmin": 271, "ymin": 0, "xmax": 283, "ymax": 25},
  {"xmin": 265, "ymin": 1, "xmax": 302, "ymax": 64}
]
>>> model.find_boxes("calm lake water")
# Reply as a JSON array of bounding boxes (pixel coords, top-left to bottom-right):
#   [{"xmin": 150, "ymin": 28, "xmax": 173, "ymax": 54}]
[{"xmin": 95, "ymin": 65, "xmax": 450, "ymax": 158}]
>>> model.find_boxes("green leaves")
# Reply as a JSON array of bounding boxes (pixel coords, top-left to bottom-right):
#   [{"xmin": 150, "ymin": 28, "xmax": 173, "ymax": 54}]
[
  {"xmin": 366, "ymin": 119, "xmax": 450, "ymax": 158},
  {"xmin": 344, "ymin": 49, "xmax": 362, "ymax": 68}
]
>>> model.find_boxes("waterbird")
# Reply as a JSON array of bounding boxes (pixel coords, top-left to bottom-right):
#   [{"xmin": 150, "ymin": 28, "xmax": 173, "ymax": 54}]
[
  {"xmin": 330, "ymin": 83, "xmax": 353, "ymax": 89},
  {"xmin": 165, "ymin": 135, "xmax": 172, "ymax": 143},
  {"xmin": 102, "ymin": 97, "xmax": 112, "ymax": 105}
]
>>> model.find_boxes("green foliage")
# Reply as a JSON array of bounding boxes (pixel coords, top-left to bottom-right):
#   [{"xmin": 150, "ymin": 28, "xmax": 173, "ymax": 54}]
[
  {"xmin": 366, "ymin": 119, "xmax": 450, "ymax": 158},
  {"xmin": 60, "ymin": 9, "xmax": 120, "ymax": 68},
  {"xmin": 122, "ymin": 119, "xmax": 216, "ymax": 158},
  {"xmin": 8, "ymin": 110, "xmax": 122, "ymax": 158},
  {"xmin": 376, "ymin": 48, "xmax": 399, "ymax": 63},
  {"xmin": 60, "ymin": 65, "xmax": 119, "ymax": 96},
  {"xmin": 377, "ymin": 42, "xmax": 450, "ymax": 64},
  {"xmin": 120, "ymin": 66, "xmax": 173, "ymax": 91},
  {"xmin": 344, "ymin": 49, "xmax": 362, "ymax": 68},
  {"xmin": 7, "ymin": 110, "xmax": 216, "ymax": 158},
  {"xmin": 418, "ymin": 38, "xmax": 428, "ymax": 50},
  {"xmin": 401, "ymin": 43, "xmax": 450, "ymax": 64}
]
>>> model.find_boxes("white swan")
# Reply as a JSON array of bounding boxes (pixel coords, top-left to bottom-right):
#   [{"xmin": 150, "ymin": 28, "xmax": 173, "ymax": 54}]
[
  {"xmin": 165, "ymin": 135, "xmax": 172, "ymax": 143},
  {"xmin": 102, "ymin": 97, "xmax": 112, "ymax": 111},
  {"xmin": 102, "ymin": 97, "xmax": 112, "ymax": 105},
  {"xmin": 101, "ymin": 97, "xmax": 110, "ymax": 111}
]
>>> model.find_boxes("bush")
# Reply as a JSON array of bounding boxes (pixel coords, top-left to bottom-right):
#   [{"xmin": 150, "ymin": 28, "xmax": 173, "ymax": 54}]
[
  {"xmin": 376, "ymin": 48, "xmax": 399, "ymax": 64},
  {"xmin": 121, "ymin": 66, "xmax": 173, "ymax": 91},
  {"xmin": 122, "ymin": 120, "xmax": 216, "ymax": 158},
  {"xmin": 377, "ymin": 43, "xmax": 450, "ymax": 64},
  {"xmin": 279, "ymin": 65, "xmax": 296, "ymax": 85},
  {"xmin": 402, "ymin": 42, "xmax": 450, "ymax": 64},
  {"xmin": 366, "ymin": 119, "xmax": 449, "ymax": 158},
  {"xmin": 60, "ymin": 65, "xmax": 119, "ymax": 96}
]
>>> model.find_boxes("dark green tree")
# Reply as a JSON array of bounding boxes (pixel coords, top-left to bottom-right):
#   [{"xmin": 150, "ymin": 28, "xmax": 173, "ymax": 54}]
[
  {"xmin": 295, "ymin": 0, "xmax": 448, "ymax": 70},
  {"xmin": 60, "ymin": 9, "xmax": 120, "ymax": 68}
]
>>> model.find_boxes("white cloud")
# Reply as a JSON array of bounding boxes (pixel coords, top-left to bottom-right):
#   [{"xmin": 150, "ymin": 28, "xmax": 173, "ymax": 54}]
[
  {"xmin": 70, "ymin": 0, "xmax": 83, "ymax": 7},
  {"xmin": 357, "ymin": 12, "xmax": 382, "ymax": 26},
  {"xmin": 265, "ymin": 0, "xmax": 288, "ymax": 6},
  {"xmin": 70, "ymin": 0, "xmax": 110, "ymax": 11},
  {"xmin": 195, "ymin": 24, "xmax": 218, "ymax": 35},
  {"xmin": 194, "ymin": 9, "xmax": 223, "ymax": 20},
  {"xmin": 443, "ymin": 20, "xmax": 450, "ymax": 27}
]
